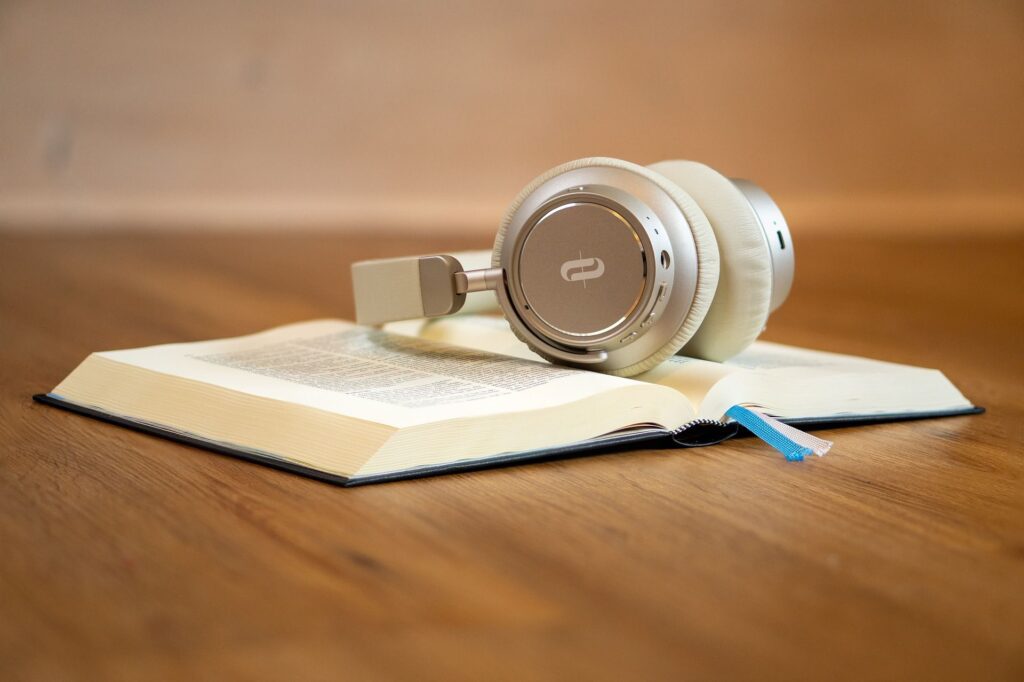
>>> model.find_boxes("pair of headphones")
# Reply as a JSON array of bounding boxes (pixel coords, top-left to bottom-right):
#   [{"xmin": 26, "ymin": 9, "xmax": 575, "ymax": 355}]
[{"xmin": 351, "ymin": 157, "xmax": 793, "ymax": 376}]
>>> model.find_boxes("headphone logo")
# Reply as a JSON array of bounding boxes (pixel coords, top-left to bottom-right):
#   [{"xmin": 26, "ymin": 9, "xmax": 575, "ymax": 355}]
[{"xmin": 560, "ymin": 255, "xmax": 605, "ymax": 284}]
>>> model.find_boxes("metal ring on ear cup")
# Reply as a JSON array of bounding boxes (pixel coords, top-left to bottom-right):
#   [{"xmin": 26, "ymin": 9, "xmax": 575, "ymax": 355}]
[{"xmin": 491, "ymin": 157, "xmax": 720, "ymax": 376}]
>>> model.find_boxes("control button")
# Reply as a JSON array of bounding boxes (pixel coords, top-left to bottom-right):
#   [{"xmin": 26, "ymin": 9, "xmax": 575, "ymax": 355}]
[
  {"xmin": 619, "ymin": 331, "xmax": 639, "ymax": 344},
  {"xmin": 641, "ymin": 311, "xmax": 657, "ymax": 327},
  {"xmin": 656, "ymin": 282, "xmax": 667, "ymax": 301}
]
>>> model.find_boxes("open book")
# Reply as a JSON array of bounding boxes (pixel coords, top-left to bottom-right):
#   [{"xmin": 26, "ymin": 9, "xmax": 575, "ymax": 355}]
[{"xmin": 37, "ymin": 317, "xmax": 977, "ymax": 485}]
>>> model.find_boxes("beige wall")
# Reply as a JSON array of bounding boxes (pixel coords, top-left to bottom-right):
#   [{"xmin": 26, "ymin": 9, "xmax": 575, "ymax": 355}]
[{"xmin": 1, "ymin": 0, "xmax": 1022, "ymax": 233}]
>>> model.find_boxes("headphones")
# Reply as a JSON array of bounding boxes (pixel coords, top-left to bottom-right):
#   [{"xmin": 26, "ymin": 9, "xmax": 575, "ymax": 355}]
[{"xmin": 351, "ymin": 157, "xmax": 793, "ymax": 376}]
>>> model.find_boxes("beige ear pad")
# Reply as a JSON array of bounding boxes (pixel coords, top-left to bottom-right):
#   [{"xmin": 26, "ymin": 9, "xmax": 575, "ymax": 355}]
[
  {"xmin": 492, "ymin": 157, "xmax": 720, "ymax": 376},
  {"xmin": 648, "ymin": 160, "xmax": 773, "ymax": 361}
]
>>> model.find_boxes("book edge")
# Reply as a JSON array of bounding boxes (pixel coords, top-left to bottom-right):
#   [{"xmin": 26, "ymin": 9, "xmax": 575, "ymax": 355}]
[
  {"xmin": 33, "ymin": 393, "xmax": 687, "ymax": 487},
  {"xmin": 33, "ymin": 393, "xmax": 354, "ymax": 487},
  {"xmin": 778, "ymin": 407, "xmax": 984, "ymax": 430},
  {"xmin": 33, "ymin": 393, "xmax": 984, "ymax": 487}
]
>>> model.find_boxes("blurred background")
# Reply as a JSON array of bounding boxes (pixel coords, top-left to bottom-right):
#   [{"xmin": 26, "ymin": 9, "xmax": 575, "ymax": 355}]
[{"xmin": 1, "ymin": 0, "xmax": 1022, "ymax": 235}]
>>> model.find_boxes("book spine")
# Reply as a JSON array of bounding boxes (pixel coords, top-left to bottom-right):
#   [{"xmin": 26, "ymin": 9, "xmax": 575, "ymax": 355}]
[{"xmin": 670, "ymin": 418, "xmax": 738, "ymax": 447}]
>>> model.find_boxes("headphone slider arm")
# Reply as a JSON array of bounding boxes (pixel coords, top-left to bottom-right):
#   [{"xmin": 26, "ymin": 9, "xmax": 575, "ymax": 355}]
[{"xmin": 454, "ymin": 267, "xmax": 503, "ymax": 294}]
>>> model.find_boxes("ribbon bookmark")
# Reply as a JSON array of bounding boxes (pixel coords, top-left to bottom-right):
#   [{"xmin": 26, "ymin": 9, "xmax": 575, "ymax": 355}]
[{"xmin": 724, "ymin": 405, "xmax": 833, "ymax": 461}]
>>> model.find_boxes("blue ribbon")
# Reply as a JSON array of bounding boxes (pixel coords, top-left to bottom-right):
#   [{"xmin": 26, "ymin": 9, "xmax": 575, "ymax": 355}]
[{"xmin": 725, "ymin": 404, "xmax": 811, "ymax": 461}]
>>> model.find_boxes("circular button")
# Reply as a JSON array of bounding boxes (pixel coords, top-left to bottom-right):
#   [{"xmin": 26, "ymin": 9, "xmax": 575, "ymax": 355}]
[{"xmin": 517, "ymin": 202, "xmax": 647, "ymax": 338}]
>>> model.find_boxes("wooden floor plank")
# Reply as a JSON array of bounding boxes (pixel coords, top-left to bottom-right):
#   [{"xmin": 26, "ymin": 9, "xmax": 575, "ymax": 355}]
[{"xmin": 1, "ymin": 231, "xmax": 1022, "ymax": 680}]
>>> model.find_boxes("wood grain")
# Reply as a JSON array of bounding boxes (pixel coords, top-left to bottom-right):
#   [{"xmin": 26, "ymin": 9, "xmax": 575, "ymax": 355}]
[
  {"xmin": 1, "ymin": 230, "xmax": 1022, "ymax": 680},
  {"xmin": 2, "ymin": 0, "xmax": 1023, "ymax": 233}
]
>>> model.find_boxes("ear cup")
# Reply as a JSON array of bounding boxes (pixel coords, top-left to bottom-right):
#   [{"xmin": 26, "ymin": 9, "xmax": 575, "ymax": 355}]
[
  {"xmin": 492, "ymin": 157, "xmax": 720, "ymax": 376},
  {"xmin": 648, "ymin": 160, "xmax": 773, "ymax": 361}
]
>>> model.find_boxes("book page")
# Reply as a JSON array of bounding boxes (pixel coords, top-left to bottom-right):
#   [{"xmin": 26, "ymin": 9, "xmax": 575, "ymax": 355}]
[
  {"xmin": 386, "ymin": 316, "xmax": 739, "ymax": 413},
  {"xmin": 385, "ymin": 316, "xmax": 973, "ymax": 421},
  {"xmin": 92, "ymin": 320, "xmax": 690, "ymax": 429},
  {"xmin": 696, "ymin": 342, "xmax": 973, "ymax": 419},
  {"xmin": 726, "ymin": 342, "xmax": 906, "ymax": 372},
  {"xmin": 387, "ymin": 316, "xmax": 539, "ymax": 361},
  {"xmin": 195, "ymin": 330, "xmax": 577, "ymax": 408}
]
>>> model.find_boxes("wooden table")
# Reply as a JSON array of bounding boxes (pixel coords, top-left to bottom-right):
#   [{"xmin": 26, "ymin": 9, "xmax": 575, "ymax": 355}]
[{"xmin": 2, "ymin": 231, "xmax": 1022, "ymax": 680}]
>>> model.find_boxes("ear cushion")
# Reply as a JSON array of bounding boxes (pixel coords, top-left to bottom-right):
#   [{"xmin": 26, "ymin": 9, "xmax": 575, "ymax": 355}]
[
  {"xmin": 648, "ymin": 160, "xmax": 773, "ymax": 361},
  {"xmin": 492, "ymin": 157, "xmax": 720, "ymax": 376}
]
